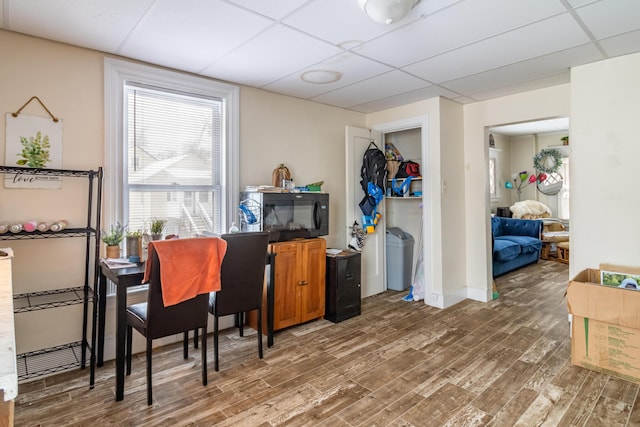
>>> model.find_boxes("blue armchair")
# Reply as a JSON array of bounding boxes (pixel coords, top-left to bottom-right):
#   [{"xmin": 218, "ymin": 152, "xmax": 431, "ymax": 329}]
[{"xmin": 491, "ymin": 216, "xmax": 543, "ymax": 277}]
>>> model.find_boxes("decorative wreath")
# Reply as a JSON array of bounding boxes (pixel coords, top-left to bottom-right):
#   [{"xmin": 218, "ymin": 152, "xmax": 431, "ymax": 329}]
[{"xmin": 533, "ymin": 148, "xmax": 562, "ymax": 174}]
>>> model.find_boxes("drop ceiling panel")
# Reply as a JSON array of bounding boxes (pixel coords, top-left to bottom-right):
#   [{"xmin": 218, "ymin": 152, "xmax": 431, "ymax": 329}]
[
  {"xmin": 441, "ymin": 44, "xmax": 602, "ymax": 95},
  {"xmin": 2, "ymin": 0, "xmax": 640, "ymax": 112},
  {"xmin": 354, "ymin": 0, "xmax": 567, "ymax": 67},
  {"xmin": 574, "ymin": 0, "xmax": 640, "ymax": 40},
  {"xmin": 282, "ymin": 0, "xmax": 393, "ymax": 45},
  {"xmin": 311, "ymin": 70, "xmax": 430, "ymax": 108},
  {"xmin": 201, "ymin": 24, "xmax": 341, "ymax": 87},
  {"xmin": 227, "ymin": 0, "xmax": 311, "ymax": 20},
  {"xmin": 4, "ymin": 0, "xmax": 153, "ymax": 53},
  {"xmin": 599, "ymin": 30, "xmax": 640, "ymax": 57},
  {"xmin": 263, "ymin": 53, "xmax": 393, "ymax": 99},
  {"xmin": 351, "ymin": 85, "xmax": 459, "ymax": 114},
  {"xmin": 119, "ymin": 0, "xmax": 274, "ymax": 74},
  {"xmin": 470, "ymin": 72, "xmax": 571, "ymax": 102},
  {"xmin": 404, "ymin": 13, "xmax": 589, "ymax": 83}
]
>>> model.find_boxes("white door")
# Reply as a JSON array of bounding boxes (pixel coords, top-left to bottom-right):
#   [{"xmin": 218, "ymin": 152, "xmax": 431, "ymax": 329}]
[{"xmin": 345, "ymin": 126, "xmax": 385, "ymax": 297}]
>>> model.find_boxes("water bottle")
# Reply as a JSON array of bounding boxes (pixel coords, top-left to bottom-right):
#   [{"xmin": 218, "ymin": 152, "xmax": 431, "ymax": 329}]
[{"xmin": 50, "ymin": 220, "xmax": 68, "ymax": 232}]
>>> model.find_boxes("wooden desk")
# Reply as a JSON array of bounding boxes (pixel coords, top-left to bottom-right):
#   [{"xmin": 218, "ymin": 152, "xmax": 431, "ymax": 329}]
[{"xmin": 95, "ymin": 254, "xmax": 276, "ymax": 402}]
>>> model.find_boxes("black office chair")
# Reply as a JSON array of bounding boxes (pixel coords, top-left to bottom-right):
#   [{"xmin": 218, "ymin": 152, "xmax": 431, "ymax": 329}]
[
  {"xmin": 125, "ymin": 249, "xmax": 210, "ymax": 405},
  {"xmin": 210, "ymin": 232, "xmax": 270, "ymax": 371}
]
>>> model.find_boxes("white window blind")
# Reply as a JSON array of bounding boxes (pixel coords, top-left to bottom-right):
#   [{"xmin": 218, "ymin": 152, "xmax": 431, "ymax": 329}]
[{"xmin": 124, "ymin": 84, "xmax": 224, "ymax": 237}]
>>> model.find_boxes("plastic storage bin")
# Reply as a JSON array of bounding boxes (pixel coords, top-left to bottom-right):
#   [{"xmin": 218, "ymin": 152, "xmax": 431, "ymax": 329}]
[{"xmin": 386, "ymin": 227, "xmax": 414, "ymax": 291}]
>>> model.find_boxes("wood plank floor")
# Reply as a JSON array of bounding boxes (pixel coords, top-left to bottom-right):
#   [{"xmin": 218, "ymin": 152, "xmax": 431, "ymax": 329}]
[{"xmin": 14, "ymin": 260, "xmax": 640, "ymax": 426}]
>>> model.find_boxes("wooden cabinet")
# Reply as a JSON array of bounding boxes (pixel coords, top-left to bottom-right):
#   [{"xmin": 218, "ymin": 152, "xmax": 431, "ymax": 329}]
[{"xmin": 271, "ymin": 238, "xmax": 326, "ymax": 331}]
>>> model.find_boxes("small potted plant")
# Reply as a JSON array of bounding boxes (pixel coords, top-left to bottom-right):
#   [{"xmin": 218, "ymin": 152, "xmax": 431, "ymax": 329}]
[
  {"xmin": 102, "ymin": 222, "xmax": 126, "ymax": 258},
  {"xmin": 125, "ymin": 229, "xmax": 143, "ymax": 261},
  {"xmin": 149, "ymin": 218, "xmax": 167, "ymax": 241}
]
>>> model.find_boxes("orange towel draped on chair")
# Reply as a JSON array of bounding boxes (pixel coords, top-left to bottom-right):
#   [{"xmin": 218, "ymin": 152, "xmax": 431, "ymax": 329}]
[{"xmin": 143, "ymin": 237, "xmax": 227, "ymax": 307}]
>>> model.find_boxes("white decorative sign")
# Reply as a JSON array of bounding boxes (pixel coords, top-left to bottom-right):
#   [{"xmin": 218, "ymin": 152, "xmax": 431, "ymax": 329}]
[{"xmin": 4, "ymin": 113, "xmax": 63, "ymax": 188}]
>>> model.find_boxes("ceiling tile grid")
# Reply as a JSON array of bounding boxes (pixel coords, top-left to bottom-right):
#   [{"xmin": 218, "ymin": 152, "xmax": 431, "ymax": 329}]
[{"xmin": 1, "ymin": 0, "xmax": 639, "ymax": 112}]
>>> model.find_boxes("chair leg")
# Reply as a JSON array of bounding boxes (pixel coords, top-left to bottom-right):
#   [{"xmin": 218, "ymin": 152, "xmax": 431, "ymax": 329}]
[
  {"xmin": 146, "ymin": 339, "xmax": 153, "ymax": 406},
  {"xmin": 214, "ymin": 315, "xmax": 219, "ymax": 372},
  {"xmin": 183, "ymin": 331, "xmax": 189, "ymax": 359},
  {"xmin": 126, "ymin": 325, "xmax": 133, "ymax": 375},
  {"xmin": 193, "ymin": 328, "xmax": 199, "ymax": 349},
  {"xmin": 257, "ymin": 307, "xmax": 263, "ymax": 359},
  {"xmin": 239, "ymin": 312, "xmax": 244, "ymax": 337},
  {"xmin": 201, "ymin": 326, "xmax": 207, "ymax": 386}
]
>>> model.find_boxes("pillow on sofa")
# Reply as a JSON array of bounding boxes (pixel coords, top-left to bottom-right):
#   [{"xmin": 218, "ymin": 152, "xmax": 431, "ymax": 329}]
[{"xmin": 510, "ymin": 200, "xmax": 551, "ymax": 219}]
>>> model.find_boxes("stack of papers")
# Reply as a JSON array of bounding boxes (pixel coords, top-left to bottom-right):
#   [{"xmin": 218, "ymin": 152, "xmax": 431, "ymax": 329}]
[{"xmin": 103, "ymin": 258, "xmax": 138, "ymax": 269}]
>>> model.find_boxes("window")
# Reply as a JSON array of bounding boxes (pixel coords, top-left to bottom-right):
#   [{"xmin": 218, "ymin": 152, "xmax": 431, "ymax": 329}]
[
  {"xmin": 489, "ymin": 148, "xmax": 500, "ymax": 200},
  {"xmin": 557, "ymin": 157, "xmax": 570, "ymax": 220},
  {"xmin": 104, "ymin": 58, "xmax": 239, "ymax": 238}
]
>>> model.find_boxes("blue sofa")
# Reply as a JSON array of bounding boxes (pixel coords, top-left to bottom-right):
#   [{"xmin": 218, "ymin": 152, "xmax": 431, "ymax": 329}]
[{"xmin": 491, "ymin": 216, "xmax": 543, "ymax": 277}]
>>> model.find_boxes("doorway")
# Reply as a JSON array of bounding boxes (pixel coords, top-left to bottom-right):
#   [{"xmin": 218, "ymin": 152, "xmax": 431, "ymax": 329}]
[
  {"xmin": 488, "ymin": 117, "xmax": 570, "ymax": 273},
  {"xmin": 345, "ymin": 115, "xmax": 433, "ymax": 303}
]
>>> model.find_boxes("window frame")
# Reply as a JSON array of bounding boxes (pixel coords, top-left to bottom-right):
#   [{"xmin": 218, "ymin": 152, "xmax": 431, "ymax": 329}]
[
  {"xmin": 489, "ymin": 147, "xmax": 500, "ymax": 201},
  {"xmin": 104, "ymin": 58, "xmax": 239, "ymax": 233}
]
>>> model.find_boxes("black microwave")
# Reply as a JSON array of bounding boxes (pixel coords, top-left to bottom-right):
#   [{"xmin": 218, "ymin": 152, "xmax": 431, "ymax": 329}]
[{"xmin": 239, "ymin": 192, "xmax": 329, "ymax": 242}]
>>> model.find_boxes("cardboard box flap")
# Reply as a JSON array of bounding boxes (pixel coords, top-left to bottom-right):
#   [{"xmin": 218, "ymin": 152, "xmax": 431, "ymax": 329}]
[{"xmin": 567, "ymin": 277, "xmax": 640, "ymax": 330}]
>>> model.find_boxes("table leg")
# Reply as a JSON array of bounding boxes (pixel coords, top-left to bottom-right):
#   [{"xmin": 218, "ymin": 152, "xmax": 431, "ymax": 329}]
[
  {"xmin": 115, "ymin": 281, "xmax": 127, "ymax": 401},
  {"xmin": 97, "ymin": 270, "xmax": 107, "ymax": 367},
  {"xmin": 267, "ymin": 254, "xmax": 275, "ymax": 348}
]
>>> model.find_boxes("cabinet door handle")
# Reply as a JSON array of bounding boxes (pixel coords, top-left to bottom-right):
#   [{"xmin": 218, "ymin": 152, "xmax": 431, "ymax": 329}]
[{"xmin": 297, "ymin": 280, "xmax": 308, "ymax": 286}]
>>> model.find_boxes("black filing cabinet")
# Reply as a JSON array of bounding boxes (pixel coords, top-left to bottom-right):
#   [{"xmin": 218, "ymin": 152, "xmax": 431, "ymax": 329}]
[{"xmin": 325, "ymin": 251, "xmax": 361, "ymax": 323}]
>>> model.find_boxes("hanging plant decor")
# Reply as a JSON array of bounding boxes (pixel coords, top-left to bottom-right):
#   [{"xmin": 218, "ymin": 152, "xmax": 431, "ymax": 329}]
[{"xmin": 533, "ymin": 148, "xmax": 562, "ymax": 174}]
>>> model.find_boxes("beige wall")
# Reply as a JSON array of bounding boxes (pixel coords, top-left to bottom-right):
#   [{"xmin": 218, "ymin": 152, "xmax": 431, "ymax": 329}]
[
  {"xmin": 0, "ymin": 30, "xmax": 364, "ymax": 358},
  {"xmin": 239, "ymin": 86, "xmax": 364, "ymax": 249},
  {"xmin": 570, "ymin": 52, "xmax": 640, "ymax": 275}
]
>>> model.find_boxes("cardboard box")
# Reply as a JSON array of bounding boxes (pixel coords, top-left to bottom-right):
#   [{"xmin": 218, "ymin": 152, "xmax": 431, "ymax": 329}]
[{"xmin": 567, "ymin": 267, "xmax": 640, "ymax": 384}]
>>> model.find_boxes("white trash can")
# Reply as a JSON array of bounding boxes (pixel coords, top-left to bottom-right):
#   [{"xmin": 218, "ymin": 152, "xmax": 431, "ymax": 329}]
[{"xmin": 386, "ymin": 227, "xmax": 414, "ymax": 291}]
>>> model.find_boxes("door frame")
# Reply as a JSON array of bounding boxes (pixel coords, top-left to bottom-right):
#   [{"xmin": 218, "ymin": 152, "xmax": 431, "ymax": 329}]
[{"xmin": 370, "ymin": 115, "xmax": 433, "ymax": 305}]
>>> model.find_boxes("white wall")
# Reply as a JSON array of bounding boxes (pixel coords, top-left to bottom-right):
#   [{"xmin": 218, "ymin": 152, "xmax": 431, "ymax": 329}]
[{"xmin": 570, "ymin": 53, "xmax": 640, "ymax": 275}]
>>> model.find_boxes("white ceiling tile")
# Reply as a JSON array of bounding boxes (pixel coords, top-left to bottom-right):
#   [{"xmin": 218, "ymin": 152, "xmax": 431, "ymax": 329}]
[
  {"xmin": 404, "ymin": 13, "xmax": 589, "ymax": 83},
  {"xmin": 263, "ymin": 53, "xmax": 392, "ymax": 99},
  {"xmin": 412, "ymin": 0, "xmax": 464, "ymax": 17},
  {"xmin": 283, "ymin": 0, "xmax": 393, "ymax": 45},
  {"xmin": 4, "ymin": 0, "xmax": 640, "ymax": 111},
  {"xmin": 469, "ymin": 73, "xmax": 571, "ymax": 102},
  {"xmin": 354, "ymin": 0, "xmax": 567, "ymax": 67},
  {"xmin": 441, "ymin": 44, "xmax": 602, "ymax": 95},
  {"xmin": 351, "ymin": 84, "xmax": 459, "ymax": 113},
  {"xmin": 599, "ymin": 29, "xmax": 640, "ymax": 57},
  {"xmin": 201, "ymin": 24, "xmax": 341, "ymax": 87},
  {"xmin": 119, "ymin": 0, "xmax": 274, "ymax": 73},
  {"xmin": 5, "ymin": 0, "xmax": 154, "ymax": 52},
  {"xmin": 227, "ymin": 0, "xmax": 311, "ymax": 20},
  {"xmin": 311, "ymin": 70, "xmax": 430, "ymax": 108},
  {"xmin": 576, "ymin": 0, "xmax": 640, "ymax": 40},
  {"xmin": 566, "ymin": 0, "xmax": 598, "ymax": 7}
]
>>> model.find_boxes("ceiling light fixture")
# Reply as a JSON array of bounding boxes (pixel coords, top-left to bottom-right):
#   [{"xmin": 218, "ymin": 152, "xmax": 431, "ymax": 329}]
[
  {"xmin": 301, "ymin": 70, "xmax": 343, "ymax": 84},
  {"xmin": 357, "ymin": 0, "xmax": 420, "ymax": 25}
]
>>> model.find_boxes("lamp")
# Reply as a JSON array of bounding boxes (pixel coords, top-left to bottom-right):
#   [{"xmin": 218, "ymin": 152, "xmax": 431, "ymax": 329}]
[{"xmin": 357, "ymin": 0, "xmax": 420, "ymax": 25}]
